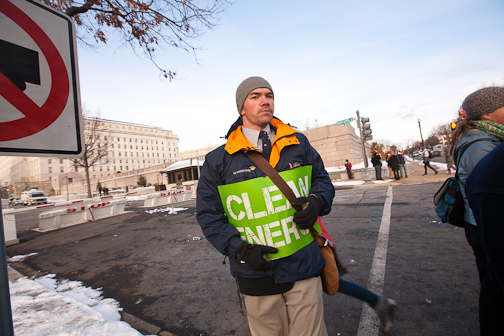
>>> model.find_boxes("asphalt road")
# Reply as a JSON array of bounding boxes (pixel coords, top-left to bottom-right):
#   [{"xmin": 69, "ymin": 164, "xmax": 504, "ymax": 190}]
[{"xmin": 6, "ymin": 183, "xmax": 479, "ymax": 336}]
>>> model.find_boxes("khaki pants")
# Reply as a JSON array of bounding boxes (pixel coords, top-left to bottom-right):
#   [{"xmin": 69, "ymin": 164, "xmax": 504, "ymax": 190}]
[{"xmin": 244, "ymin": 276, "xmax": 327, "ymax": 336}]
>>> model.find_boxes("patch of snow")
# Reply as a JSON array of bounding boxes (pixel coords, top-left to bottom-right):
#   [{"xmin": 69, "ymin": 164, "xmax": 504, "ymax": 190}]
[
  {"xmin": 9, "ymin": 274, "xmax": 153, "ymax": 336},
  {"xmin": 144, "ymin": 207, "xmax": 188, "ymax": 214},
  {"xmin": 7, "ymin": 253, "xmax": 39, "ymax": 263}
]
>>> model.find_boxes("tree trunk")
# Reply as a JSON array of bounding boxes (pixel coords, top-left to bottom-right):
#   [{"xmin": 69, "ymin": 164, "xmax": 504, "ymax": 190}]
[{"xmin": 84, "ymin": 152, "xmax": 92, "ymax": 198}]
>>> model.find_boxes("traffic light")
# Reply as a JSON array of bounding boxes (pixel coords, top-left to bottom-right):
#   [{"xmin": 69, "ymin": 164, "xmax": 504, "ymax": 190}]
[
  {"xmin": 451, "ymin": 122, "xmax": 457, "ymax": 130},
  {"xmin": 361, "ymin": 117, "xmax": 373, "ymax": 141},
  {"xmin": 460, "ymin": 110, "xmax": 466, "ymax": 121}
]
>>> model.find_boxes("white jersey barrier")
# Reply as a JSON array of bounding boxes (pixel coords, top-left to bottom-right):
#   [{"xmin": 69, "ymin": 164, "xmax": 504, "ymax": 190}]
[
  {"xmin": 39, "ymin": 199, "xmax": 126, "ymax": 231},
  {"xmin": 3, "ymin": 208, "xmax": 19, "ymax": 246},
  {"xmin": 143, "ymin": 185, "xmax": 194, "ymax": 208}
]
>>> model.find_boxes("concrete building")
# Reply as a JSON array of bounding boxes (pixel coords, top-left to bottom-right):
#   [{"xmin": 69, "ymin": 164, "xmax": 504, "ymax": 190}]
[
  {"xmin": 0, "ymin": 118, "xmax": 179, "ymax": 197},
  {"xmin": 301, "ymin": 122, "xmax": 370, "ymax": 168},
  {"xmin": 179, "ymin": 143, "xmax": 224, "ymax": 161}
]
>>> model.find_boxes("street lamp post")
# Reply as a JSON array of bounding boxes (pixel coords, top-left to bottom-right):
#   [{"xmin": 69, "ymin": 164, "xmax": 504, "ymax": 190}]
[
  {"xmin": 195, "ymin": 151, "xmax": 200, "ymax": 181},
  {"xmin": 418, "ymin": 118, "xmax": 425, "ymax": 147}
]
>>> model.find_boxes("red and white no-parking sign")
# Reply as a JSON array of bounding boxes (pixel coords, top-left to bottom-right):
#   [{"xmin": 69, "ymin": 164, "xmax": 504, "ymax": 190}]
[{"xmin": 0, "ymin": 0, "xmax": 83, "ymax": 157}]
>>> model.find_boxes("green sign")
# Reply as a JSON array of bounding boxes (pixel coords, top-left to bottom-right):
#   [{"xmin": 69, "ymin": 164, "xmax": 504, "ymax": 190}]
[
  {"xmin": 336, "ymin": 117, "xmax": 355, "ymax": 126},
  {"xmin": 218, "ymin": 165, "xmax": 321, "ymax": 260}
]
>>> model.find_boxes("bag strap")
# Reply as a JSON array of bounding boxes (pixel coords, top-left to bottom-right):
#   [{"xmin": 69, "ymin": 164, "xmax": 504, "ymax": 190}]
[
  {"xmin": 245, "ymin": 151, "xmax": 301, "ymax": 211},
  {"xmin": 245, "ymin": 151, "xmax": 322, "ymax": 239}
]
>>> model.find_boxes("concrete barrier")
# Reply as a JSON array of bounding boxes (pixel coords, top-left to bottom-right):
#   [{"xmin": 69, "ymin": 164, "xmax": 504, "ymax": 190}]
[
  {"xmin": 143, "ymin": 185, "xmax": 194, "ymax": 208},
  {"xmin": 127, "ymin": 186, "xmax": 155, "ymax": 195},
  {"xmin": 3, "ymin": 208, "xmax": 19, "ymax": 246},
  {"xmin": 39, "ymin": 199, "xmax": 126, "ymax": 231}
]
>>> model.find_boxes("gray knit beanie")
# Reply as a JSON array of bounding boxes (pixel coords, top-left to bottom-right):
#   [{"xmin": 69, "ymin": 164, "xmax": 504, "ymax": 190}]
[
  {"xmin": 236, "ymin": 77, "xmax": 273, "ymax": 113},
  {"xmin": 462, "ymin": 87, "xmax": 504, "ymax": 120}
]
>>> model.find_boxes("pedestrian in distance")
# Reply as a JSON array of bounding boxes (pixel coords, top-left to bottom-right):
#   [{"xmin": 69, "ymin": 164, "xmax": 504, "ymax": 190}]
[
  {"xmin": 387, "ymin": 151, "xmax": 400, "ymax": 180},
  {"xmin": 451, "ymin": 86, "xmax": 504, "ymax": 335},
  {"xmin": 421, "ymin": 147, "xmax": 438, "ymax": 175},
  {"xmin": 344, "ymin": 159, "xmax": 353, "ymax": 179},
  {"xmin": 371, "ymin": 151, "xmax": 382, "ymax": 180},
  {"xmin": 397, "ymin": 150, "xmax": 408, "ymax": 178},
  {"xmin": 444, "ymin": 145, "xmax": 455, "ymax": 174},
  {"xmin": 196, "ymin": 76, "xmax": 335, "ymax": 336},
  {"xmin": 386, "ymin": 153, "xmax": 394, "ymax": 179}
]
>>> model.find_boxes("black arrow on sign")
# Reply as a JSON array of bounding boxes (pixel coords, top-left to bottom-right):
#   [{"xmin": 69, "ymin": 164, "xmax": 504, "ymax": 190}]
[{"xmin": 0, "ymin": 39, "xmax": 40, "ymax": 91}]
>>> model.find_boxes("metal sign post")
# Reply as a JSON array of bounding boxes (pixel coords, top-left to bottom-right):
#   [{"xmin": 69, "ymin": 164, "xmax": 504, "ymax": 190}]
[
  {"xmin": 356, "ymin": 111, "xmax": 373, "ymax": 185},
  {"xmin": 0, "ymin": 207, "xmax": 14, "ymax": 336}
]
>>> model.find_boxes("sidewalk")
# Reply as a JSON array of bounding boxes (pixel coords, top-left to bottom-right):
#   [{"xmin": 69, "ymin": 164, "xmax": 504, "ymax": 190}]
[{"xmin": 335, "ymin": 160, "xmax": 450, "ymax": 189}]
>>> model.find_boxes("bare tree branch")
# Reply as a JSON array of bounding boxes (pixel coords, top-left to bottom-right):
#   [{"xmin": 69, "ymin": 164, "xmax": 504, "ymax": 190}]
[{"xmin": 42, "ymin": 0, "xmax": 231, "ymax": 80}]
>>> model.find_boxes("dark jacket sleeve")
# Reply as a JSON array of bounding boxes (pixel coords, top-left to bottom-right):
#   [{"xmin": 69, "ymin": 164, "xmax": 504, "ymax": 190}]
[
  {"xmin": 466, "ymin": 142, "xmax": 504, "ymax": 295},
  {"xmin": 196, "ymin": 151, "xmax": 244, "ymax": 258}
]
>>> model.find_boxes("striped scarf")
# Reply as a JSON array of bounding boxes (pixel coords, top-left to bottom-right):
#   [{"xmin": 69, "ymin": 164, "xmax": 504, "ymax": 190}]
[{"xmin": 473, "ymin": 120, "xmax": 504, "ymax": 140}]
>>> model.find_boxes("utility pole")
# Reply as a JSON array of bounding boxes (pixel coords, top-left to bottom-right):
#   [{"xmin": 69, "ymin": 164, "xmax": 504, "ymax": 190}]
[
  {"xmin": 418, "ymin": 118, "xmax": 425, "ymax": 147},
  {"xmin": 356, "ymin": 110, "xmax": 373, "ymax": 185},
  {"xmin": 195, "ymin": 152, "xmax": 201, "ymax": 181}
]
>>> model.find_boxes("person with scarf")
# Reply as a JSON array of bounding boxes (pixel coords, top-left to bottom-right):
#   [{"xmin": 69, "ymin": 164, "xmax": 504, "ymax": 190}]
[{"xmin": 450, "ymin": 86, "xmax": 504, "ymax": 335}]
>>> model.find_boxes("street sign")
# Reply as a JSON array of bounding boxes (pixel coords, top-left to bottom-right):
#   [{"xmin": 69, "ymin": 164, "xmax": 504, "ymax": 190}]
[
  {"xmin": 336, "ymin": 117, "xmax": 355, "ymax": 126},
  {"xmin": 0, "ymin": 0, "xmax": 83, "ymax": 157}
]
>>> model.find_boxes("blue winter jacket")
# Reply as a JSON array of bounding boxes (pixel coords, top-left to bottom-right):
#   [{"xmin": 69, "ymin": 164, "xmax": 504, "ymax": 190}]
[
  {"xmin": 196, "ymin": 118, "xmax": 335, "ymax": 283},
  {"xmin": 454, "ymin": 129, "xmax": 502, "ymax": 225}
]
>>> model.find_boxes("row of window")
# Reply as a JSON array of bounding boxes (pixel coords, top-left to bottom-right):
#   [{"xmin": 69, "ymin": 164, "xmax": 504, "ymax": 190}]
[
  {"xmin": 109, "ymin": 151, "xmax": 169, "ymax": 158},
  {"xmin": 106, "ymin": 136, "xmax": 173, "ymax": 146},
  {"xmin": 109, "ymin": 144, "xmax": 171, "ymax": 151},
  {"xmin": 47, "ymin": 159, "xmax": 65, "ymax": 164},
  {"xmin": 48, "ymin": 167, "xmax": 65, "ymax": 173},
  {"xmin": 90, "ymin": 161, "xmax": 168, "ymax": 178},
  {"xmin": 105, "ymin": 124, "xmax": 166, "ymax": 134}
]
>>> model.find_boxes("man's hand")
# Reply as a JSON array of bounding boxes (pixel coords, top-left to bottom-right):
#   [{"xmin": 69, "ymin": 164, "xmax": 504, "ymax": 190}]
[
  {"xmin": 235, "ymin": 242, "xmax": 278, "ymax": 271},
  {"xmin": 292, "ymin": 195, "xmax": 322, "ymax": 229}
]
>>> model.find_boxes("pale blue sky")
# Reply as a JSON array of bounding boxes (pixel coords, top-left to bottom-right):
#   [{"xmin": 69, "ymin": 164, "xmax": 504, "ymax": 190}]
[{"xmin": 77, "ymin": 0, "xmax": 504, "ymax": 152}]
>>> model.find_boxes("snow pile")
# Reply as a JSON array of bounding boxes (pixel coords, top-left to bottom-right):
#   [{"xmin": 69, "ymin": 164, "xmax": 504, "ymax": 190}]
[
  {"xmin": 325, "ymin": 158, "xmax": 374, "ymax": 173},
  {"xmin": 332, "ymin": 178, "xmax": 393, "ymax": 187},
  {"xmin": 9, "ymin": 274, "xmax": 151, "ymax": 336},
  {"xmin": 125, "ymin": 195, "xmax": 146, "ymax": 201},
  {"xmin": 7, "ymin": 253, "xmax": 38, "ymax": 263},
  {"xmin": 144, "ymin": 207, "xmax": 188, "ymax": 214},
  {"xmin": 408, "ymin": 156, "xmax": 448, "ymax": 170}
]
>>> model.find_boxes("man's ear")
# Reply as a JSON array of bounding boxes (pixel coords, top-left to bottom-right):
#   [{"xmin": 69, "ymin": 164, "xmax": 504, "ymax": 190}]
[
  {"xmin": 240, "ymin": 109, "xmax": 245, "ymax": 117},
  {"xmin": 481, "ymin": 114, "xmax": 492, "ymax": 120}
]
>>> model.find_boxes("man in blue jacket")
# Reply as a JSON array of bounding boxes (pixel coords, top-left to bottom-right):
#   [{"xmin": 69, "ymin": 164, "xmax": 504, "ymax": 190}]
[{"xmin": 196, "ymin": 77, "xmax": 335, "ymax": 336}]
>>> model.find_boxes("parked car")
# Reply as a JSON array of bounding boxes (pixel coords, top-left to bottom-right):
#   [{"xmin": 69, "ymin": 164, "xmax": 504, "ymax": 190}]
[
  {"xmin": 432, "ymin": 150, "xmax": 441, "ymax": 157},
  {"xmin": 412, "ymin": 151, "xmax": 420, "ymax": 157},
  {"xmin": 9, "ymin": 197, "xmax": 21, "ymax": 206},
  {"xmin": 20, "ymin": 189, "xmax": 47, "ymax": 205}
]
